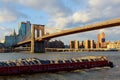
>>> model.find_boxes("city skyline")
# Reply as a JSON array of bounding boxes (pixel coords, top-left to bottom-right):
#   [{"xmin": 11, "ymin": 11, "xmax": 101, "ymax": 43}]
[
  {"xmin": 69, "ymin": 32, "xmax": 120, "ymax": 50},
  {"xmin": 0, "ymin": 0, "xmax": 120, "ymax": 44}
]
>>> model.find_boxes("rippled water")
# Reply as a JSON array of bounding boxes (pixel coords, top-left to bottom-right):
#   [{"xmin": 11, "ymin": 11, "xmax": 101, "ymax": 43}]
[{"xmin": 0, "ymin": 52, "xmax": 120, "ymax": 80}]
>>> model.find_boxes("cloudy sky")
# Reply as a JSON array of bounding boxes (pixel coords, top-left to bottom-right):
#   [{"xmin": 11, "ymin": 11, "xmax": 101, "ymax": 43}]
[{"xmin": 0, "ymin": 0, "xmax": 120, "ymax": 44}]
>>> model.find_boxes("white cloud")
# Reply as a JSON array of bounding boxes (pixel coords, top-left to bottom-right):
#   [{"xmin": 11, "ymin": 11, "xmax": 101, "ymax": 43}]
[
  {"xmin": 103, "ymin": 27, "xmax": 120, "ymax": 34},
  {"xmin": 0, "ymin": 27, "xmax": 12, "ymax": 32},
  {"xmin": 0, "ymin": 27, "xmax": 12, "ymax": 41},
  {"xmin": 71, "ymin": 0, "xmax": 120, "ymax": 24},
  {"xmin": 2, "ymin": 0, "xmax": 71, "ymax": 17},
  {"xmin": 0, "ymin": 27, "xmax": 7, "ymax": 30},
  {"xmin": 0, "ymin": 7, "xmax": 27, "ymax": 23},
  {"xmin": 2, "ymin": 0, "xmax": 120, "ymax": 28},
  {"xmin": 52, "ymin": 17, "xmax": 72, "ymax": 29},
  {"xmin": 89, "ymin": 0, "xmax": 120, "ymax": 19},
  {"xmin": 72, "ymin": 11, "xmax": 90, "ymax": 23},
  {"xmin": 50, "ymin": 0, "xmax": 120, "ymax": 32},
  {"xmin": 0, "ymin": 8, "xmax": 17, "ymax": 23},
  {"xmin": 45, "ymin": 27, "xmax": 63, "ymax": 34},
  {"xmin": 89, "ymin": 0, "xmax": 120, "ymax": 9}
]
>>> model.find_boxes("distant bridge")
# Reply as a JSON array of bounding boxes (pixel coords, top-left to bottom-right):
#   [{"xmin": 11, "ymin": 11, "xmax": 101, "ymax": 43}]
[{"xmin": 16, "ymin": 18, "xmax": 120, "ymax": 53}]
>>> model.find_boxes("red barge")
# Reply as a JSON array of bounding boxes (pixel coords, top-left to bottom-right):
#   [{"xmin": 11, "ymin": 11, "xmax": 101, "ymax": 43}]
[{"xmin": 0, "ymin": 56, "xmax": 113, "ymax": 76}]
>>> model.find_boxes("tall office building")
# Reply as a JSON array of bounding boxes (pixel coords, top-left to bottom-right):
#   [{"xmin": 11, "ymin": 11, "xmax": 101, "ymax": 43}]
[
  {"xmin": 98, "ymin": 32, "xmax": 105, "ymax": 43},
  {"xmin": 18, "ymin": 21, "xmax": 31, "ymax": 41},
  {"xmin": 97, "ymin": 32, "xmax": 106, "ymax": 48},
  {"xmin": 18, "ymin": 21, "xmax": 31, "ymax": 36}
]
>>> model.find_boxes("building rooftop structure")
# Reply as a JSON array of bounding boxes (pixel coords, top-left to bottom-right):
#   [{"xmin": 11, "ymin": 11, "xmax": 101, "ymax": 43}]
[{"xmin": 11, "ymin": 29, "xmax": 17, "ymax": 36}]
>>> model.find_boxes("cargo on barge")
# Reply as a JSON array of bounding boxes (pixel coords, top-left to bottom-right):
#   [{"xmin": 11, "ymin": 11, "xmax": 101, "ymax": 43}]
[{"xmin": 0, "ymin": 56, "xmax": 114, "ymax": 75}]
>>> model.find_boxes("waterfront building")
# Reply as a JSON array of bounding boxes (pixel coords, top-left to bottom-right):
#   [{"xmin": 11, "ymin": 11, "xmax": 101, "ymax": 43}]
[
  {"xmin": 4, "ymin": 29, "xmax": 18, "ymax": 47},
  {"xmin": 46, "ymin": 40, "xmax": 64, "ymax": 48},
  {"xmin": 97, "ymin": 32, "xmax": 106, "ymax": 48},
  {"xmin": 107, "ymin": 42, "xmax": 120, "ymax": 50},
  {"xmin": 116, "ymin": 40, "xmax": 120, "ymax": 44},
  {"xmin": 70, "ymin": 40, "xmax": 79, "ymax": 49},
  {"xmin": 90, "ymin": 40, "xmax": 95, "ymax": 49},
  {"xmin": 79, "ymin": 41, "xmax": 84, "ymax": 48},
  {"xmin": 98, "ymin": 32, "xmax": 105, "ymax": 43},
  {"xmin": 96, "ymin": 41, "xmax": 100, "ymax": 48},
  {"xmin": 84, "ymin": 40, "xmax": 96, "ymax": 49},
  {"xmin": 101, "ymin": 42, "xmax": 107, "ymax": 48},
  {"xmin": 70, "ymin": 41, "xmax": 75, "ymax": 49},
  {"xmin": 84, "ymin": 40, "xmax": 91, "ymax": 49},
  {"xmin": 75, "ymin": 40, "xmax": 79, "ymax": 49}
]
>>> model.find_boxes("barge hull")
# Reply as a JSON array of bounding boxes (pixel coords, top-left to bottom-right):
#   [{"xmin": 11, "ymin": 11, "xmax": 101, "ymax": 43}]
[{"xmin": 0, "ymin": 61, "xmax": 110, "ymax": 76}]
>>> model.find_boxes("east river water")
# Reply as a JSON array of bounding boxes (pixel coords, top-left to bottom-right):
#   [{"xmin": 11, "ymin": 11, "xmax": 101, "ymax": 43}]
[{"xmin": 0, "ymin": 52, "xmax": 120, "ymax": 80}]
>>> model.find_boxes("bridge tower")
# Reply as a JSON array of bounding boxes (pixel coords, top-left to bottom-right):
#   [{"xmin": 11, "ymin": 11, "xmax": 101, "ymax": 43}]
[{"xmin": 31, "ymin": 24, "xmax": 45, "ymax": 53}]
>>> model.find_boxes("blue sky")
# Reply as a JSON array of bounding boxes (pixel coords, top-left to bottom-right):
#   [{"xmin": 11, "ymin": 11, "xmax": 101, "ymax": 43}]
[{"xmin": 0, "ymin": 0, "xmax": 120, "ymax": 44}]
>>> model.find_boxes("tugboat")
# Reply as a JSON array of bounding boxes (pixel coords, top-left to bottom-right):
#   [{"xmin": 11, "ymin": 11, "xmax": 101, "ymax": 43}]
[{"xmin": 0, "ymin": 56, "xmax": 114, "ymax": 76}]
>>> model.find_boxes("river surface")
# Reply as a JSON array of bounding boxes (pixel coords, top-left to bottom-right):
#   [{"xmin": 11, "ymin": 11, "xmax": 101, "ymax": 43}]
[{"xmin": 0, "ymin": 52, "xmax": 120, "ymax": 80}]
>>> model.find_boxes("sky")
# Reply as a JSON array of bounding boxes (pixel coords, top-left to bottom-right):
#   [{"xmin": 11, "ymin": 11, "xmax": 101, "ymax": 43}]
[{"xmin": 0, "ymin": 0, "xmax": 120, "ymax": 44}]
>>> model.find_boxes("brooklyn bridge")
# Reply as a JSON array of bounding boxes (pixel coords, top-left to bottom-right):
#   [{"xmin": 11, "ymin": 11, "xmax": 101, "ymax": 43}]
[{"xmin": 12, "ymin": 18, "xmax": 120, "ymax": 53}]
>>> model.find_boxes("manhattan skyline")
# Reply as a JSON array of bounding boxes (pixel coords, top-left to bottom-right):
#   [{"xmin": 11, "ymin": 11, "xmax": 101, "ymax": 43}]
[{"xmin": 0, "ymin": 0, "xmax": 120, "ymax": 44}]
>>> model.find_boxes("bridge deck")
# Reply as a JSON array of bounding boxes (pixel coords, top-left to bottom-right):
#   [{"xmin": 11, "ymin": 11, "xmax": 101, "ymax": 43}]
[{"xmin": 18, "ymin": 18, "xmax": 120, "ymax": 45}]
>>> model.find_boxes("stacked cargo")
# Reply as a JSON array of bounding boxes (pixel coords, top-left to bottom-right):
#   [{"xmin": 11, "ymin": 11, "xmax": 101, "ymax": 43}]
[{"xmin": 0, "ymin": 56, "xmax": 109, "ymax": 67}]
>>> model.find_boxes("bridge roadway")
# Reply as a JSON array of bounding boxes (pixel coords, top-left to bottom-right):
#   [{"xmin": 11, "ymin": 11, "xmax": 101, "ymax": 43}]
[{"xmin": 18, "ymin": 18, "xmax": 120, "ymax": 45}]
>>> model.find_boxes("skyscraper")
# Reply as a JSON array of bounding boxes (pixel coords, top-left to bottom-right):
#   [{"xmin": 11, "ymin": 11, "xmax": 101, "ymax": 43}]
[
  {"xmin": 18, "ymin": 21, "xmax": 31, "ymax": 37},
  {"xmin": 98, "ymin": 32, "xmax": 105, "ymax": 43},
  {"xmin": 18, "ymin": 21, "xmax": 31, "ymax": 41},
  {"xmin": 97, "ymin": 32, "xmax": 106, "ymax": 48}
]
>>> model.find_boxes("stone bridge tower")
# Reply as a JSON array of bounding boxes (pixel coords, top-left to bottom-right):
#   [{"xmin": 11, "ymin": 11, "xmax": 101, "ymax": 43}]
[{"xmin": 31, "ymin": 24, "xmax": 45, "ymax": 53}]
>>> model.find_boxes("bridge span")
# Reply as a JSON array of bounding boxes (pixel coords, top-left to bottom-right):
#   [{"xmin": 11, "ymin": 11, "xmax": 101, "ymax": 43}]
[{"xmin": 17, "ymin": 18, "xmax": 120, "ymax": 53}]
